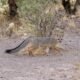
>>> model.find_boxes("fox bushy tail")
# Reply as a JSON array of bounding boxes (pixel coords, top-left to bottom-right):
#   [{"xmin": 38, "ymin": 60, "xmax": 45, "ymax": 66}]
[{"xmin": 5, "ymin": 37, "xmax": 31, "ymax": 54}]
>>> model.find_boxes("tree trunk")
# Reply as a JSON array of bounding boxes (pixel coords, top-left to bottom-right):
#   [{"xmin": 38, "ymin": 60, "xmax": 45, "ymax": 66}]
[{"xmin": 8, "ymin": 0, "xmax": 18, "ymax": 17}]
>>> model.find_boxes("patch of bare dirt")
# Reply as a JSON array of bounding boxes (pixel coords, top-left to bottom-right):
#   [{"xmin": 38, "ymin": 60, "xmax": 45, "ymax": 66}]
[{"xmin": 0, "ymin": 28, "xmax": 80, "ymax": 80}]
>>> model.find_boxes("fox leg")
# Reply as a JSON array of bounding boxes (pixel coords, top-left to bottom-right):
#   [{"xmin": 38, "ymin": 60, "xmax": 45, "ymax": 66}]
[
  {"xmin": 33, "ymin": 46, "xmax": 47, "ymax": 56},
  {"xmin": 17, "ymin": 46, "xmax": 30, "ymax": 56},
  {"xmin": 24, "ymin": 43, "xmax": 39, "ymax": 56},
  {"xmin": 50, "ymin": 43, "xmax": 64, "ymax": 55}
]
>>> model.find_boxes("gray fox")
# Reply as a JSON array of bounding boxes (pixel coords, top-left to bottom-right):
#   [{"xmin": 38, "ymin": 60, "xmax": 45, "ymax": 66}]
[{"xmin": 5, "ymin": 36, "xmax": 64, "ymax": 56}]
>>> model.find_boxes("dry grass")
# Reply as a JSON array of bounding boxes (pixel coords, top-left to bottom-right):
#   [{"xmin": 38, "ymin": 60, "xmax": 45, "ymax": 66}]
[{"xmin": 0, "ymin": 0, "xmax": 80, "ymax": 39}]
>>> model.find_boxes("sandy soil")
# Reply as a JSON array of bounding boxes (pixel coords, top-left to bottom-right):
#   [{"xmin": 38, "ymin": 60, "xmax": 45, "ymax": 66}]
[{"xmin": 0, "ymin": 29, "xmax": 80, "ymax": 80}]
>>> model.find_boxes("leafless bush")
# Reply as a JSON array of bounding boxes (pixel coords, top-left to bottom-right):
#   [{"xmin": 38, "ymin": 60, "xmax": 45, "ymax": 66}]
[{"xmin": 35, "ymin": 9, "xmax": 67, "ymax": 38}]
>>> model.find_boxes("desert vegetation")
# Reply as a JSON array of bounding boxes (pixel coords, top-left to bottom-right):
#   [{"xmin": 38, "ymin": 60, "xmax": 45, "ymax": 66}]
[{"xmin": 0, "ymin": 0, "xmax": 79, "ymax": 39}]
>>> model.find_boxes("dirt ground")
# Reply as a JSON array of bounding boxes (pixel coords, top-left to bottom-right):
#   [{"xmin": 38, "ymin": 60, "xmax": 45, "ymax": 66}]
[{"xmin": 0, "ymin": 29, "xmax": 80, "ymax": 80}]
